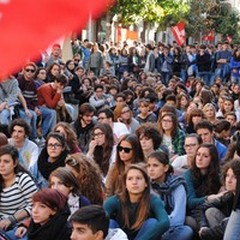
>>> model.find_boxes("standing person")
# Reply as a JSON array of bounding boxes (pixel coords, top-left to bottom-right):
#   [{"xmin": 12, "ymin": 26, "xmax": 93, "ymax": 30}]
[
  {"xmin": 144, "ymin": 44, "xmax": 155, "ymax": 73},
  {"xmin": 8, "ymin": 119, "xmax": 39, "ymax": 171},
  {"xmin": 13, "ymin": 189, "xmax": 71, "ymax": 240},
  {"xmin": 105, "ymin": 134, "xmax": 144, "ymax": 197},
  {"xmin": 45, "ymin": 43, "xmax": 63, "ymax": 67},
  {"xmin": 230, "ymin": 47, "xmax": 240, "ymax": 84},
  {"xmin": 183, "ymin": 143, "xmax": 222, "ymax": 232},
  {"xmin": 147, "ymin": 151, "xmax": 193, "ymax": 240},
  {"xmin": 0, "ymin": 145, "xmax": 37, "ymax": 233},
  {"xmin": 71, "ymin": 103, "xmax": 96, "ymax": 153},
  {"xmin": 158, "ymin": 112, "xmax": 185, "ymax": 162},
  {"xmin": 87, "ymin": 123, "xmax": 115, "ymax": 181},
  {"xmin": 87, "ymin": 43, "xmax": 103, "ymax": 77},
  {"xmin": 30, "ymin": 132, "xmax": 69, "ymax": 189},
  {"xmin": 104, "ymin": 163, "xmax": 169, "ymax": 240},
  {"xmin": 65, "ymin": 153, "xmax": 103, "ymax": 205}
]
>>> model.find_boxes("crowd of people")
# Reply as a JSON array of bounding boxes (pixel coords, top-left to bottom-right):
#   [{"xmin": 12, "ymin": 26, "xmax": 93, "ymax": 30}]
[{"xmin": 0, "ymin": 39, "xmax": 240, "ymax": 240}]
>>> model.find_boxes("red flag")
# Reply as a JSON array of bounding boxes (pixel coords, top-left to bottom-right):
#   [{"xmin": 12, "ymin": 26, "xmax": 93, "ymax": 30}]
[
  {"xmin": 203, "ymin": 30, "xmax": 215, "ymax": 41},
  {"xmin": 171, "ymin": 21, "xmax": 185, "ymax": 46},
  {"xmin": 0, "ymin": 0, "xmax": 114, "ymax": 79}
]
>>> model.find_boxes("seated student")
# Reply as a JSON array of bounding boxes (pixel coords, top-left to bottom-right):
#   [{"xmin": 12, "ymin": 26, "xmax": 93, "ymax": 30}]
[
  {"xmin": 135, "ymin": 98, "xmax": 157, "ymax": 124},
  {"xmin": 213, "ymin": 119, "xmax": 231, "ymax": 146},
  {"xmin": 147, "ymin": 151, "xmax": 193, "ymax": 240},
  {"xmin": 104, "ymin": 163, "xmax": 169, "ymax": 240},
  {"xmin": 70, "ymin": 205, "xmax": 128, "ymax": 240},
  {"xmin": 12, "ymin": 189, "xmax": 71, "ymax": 240},
  {"xmin": 8, "ymin": 118, "xmax": 39, "ymax": 171},
  {"xmin": 49, "ymin": 167, "xmax": 90, "ymax": 216}
]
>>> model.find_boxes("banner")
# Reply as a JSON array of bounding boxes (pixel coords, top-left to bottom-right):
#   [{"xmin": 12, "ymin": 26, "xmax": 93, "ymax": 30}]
[
  {"xmin": 203, "ymin": 30, "xmax": 215, "ymax": 41},
  {"xmin": 170, "ymin": 21, "xmax": 186, "ymax": 46},
  {"xmin": 0, "ymin": 0, "xmax": 114, "ymax": 79}
]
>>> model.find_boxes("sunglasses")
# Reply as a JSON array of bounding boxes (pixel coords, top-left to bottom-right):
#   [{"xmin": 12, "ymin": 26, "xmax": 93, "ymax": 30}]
[
  {"xmin": 117, "ymin": 146, "xmax": 132, "ymax": 153},
  {"xmin": 74, "ymin": 59, "xmax": 80, "ymax": 62},
  {"xmin": 25, "ymin": 68, "xmax": 35, "ymax": 73},
  {"xmin": 65, "ymin": 158, "xmax": 79, "ymax": 167}
]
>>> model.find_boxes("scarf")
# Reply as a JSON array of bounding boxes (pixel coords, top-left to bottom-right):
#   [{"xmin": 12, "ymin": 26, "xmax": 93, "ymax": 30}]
[{"xmin": 37, "ymin": 148, "xmax": 69, "ymax": 180}]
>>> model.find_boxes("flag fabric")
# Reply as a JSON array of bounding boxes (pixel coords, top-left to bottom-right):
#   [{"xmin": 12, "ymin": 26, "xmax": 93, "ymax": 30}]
[
  {"xmin": 170, "ymin": 21, "xmax": 186, "ymax": 46},
  {"xmin": 0, "ymin": 0, "xmax": 114, "ymax": 79},
  {"xmin": 203, "ymin": 30, "xmax": 215, "ymax": 41}
]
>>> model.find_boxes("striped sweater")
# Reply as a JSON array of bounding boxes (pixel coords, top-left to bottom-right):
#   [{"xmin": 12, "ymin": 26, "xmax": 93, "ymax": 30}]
[{"xmin": 0, "ymin": 172, "xmax": 37, "ymax": 218}]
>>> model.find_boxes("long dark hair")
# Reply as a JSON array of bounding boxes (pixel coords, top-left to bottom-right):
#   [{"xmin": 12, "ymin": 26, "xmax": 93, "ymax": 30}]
[
  {"xmin": 0, "ymin": 145, "xmax": 28, "ymax": 193},
  {"xmin": 118, "ymin": 163, "xmax": 150, "ymax": 230},
  {"xmin": 92, "ymin": 123, "xmax": 114, "ymax": 176},
  {"xmin": 191, "ymin": 143, "xmax": 221, "ymax": 196}
]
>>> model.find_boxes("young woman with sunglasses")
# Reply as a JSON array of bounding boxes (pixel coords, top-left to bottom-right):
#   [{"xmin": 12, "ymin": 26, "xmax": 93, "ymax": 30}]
[
  {"xmin": 65, "ymin": 153, "xmax": 104, "ymax": 205},
  {"xmin": 53, "ymin": 122, "xmax": 81, "ymax": 154},
  {"xmin": 105, "ymin": 134, "xmax": 144, "ymax": 197},
  {"xmin": 104, "ymin": 163, "xmax": 169, "ymax": 240},
  {"xmin": 147, "ymin": 151, "xmax": 193, "ymax": 240},
  {"xmin": 87, "ymin": 123, "xmax": 115, "ymax": 181},
  {"xmin": 49, "ymin": 167, "xmax": 90, "ymax": 216},
  {"xmin": 30, "ymin": 132, "xmax": 69, "ymax": 189}
]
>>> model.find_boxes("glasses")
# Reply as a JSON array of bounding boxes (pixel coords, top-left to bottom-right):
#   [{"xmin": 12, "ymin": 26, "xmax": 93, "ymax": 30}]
[
  {"xmin": 93, "ymin": 132, "xmax": 104, "ymax": 138},
  {"xmin": 98, "ymin": 117, "xmax": 107, "ymax": 121},
  {"xmin": 39, "ymin": 72, "xmax": 46, "ymax": 75},
  {"xmin": 184, "ymin": 143, "xmax": 197, "ymax": 148},
  {"xmin": 47, "ymin": 143, "xmax": 62, "ymax": 149},
  {"xmin": 74, "ymin": 59, "xmax": 80, "ymax": 62},
  {"xmin": 117, "ymin": 146, "xmax": 132, "ymax": 153},
  {"xmin": 25, "ymin": 68, "xmax": 35, "ymax": 73},
  {"xmin": 162, "ymin": 119, "xmax": 173, "ymax": 123},
  {"xmin": 65, "ymin": 158, "xmax": 78, "ymax": 167},
  {"xmin": 121, "ymin": 109, "xmax": 130, "ymax": 114}
]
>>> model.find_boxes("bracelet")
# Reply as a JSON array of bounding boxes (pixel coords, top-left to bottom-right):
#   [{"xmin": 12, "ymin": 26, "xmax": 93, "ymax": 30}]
[{"xmin": 7, "ymin": 215, "xmax": 17, "ymax": 225}]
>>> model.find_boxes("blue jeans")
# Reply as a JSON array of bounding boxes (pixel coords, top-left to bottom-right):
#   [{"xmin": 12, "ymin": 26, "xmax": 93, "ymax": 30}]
[
  {"xmin": 38, "ymin": 106, "xmax": 56, "ymax": 138},
  {"xmin": 0, "ymin": 109, "xmax": 11, "ymax": 125},
  {"xmin": 162, "ymin": 225, "xmax": 193, "ymax": 240},
  {"xmin": 197, "ymin": 71, "xmax": 212, "ymax": 86},
  {"xmin": 224, "ymin": 209, "xmax": 240, "ymax": 240},
  {"xmin": 5, "ymin": 226, "xmax": 28, "ymax": 240},
  {"xmin": 110, "ymin": 218, "xmax": 161, "ymax": 239},
  {"xmin": 19, "ymin": 109, "xmax": 38, "ymax": 139}
]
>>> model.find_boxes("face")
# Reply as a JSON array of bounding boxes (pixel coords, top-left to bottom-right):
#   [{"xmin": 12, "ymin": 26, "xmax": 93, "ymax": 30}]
[
  {"xmin": 71, "ymin": 222, "xmax": 103, "ymax": 240},
  {"xmin": 184, "ymin": 137, "xmax": 199, "ymax": 157},
  {"xmin": 223, "ymin": 100, "xmax": 233, "ymax": 113},
  {"xmin": 24, "ymin": 65, "xmax": 36, "ymax": 80},
  {"xmin": 68, "ymin": 61, "xmax": 75, "ymax": 70},
  {"xmin": 139, "ymin": 103, "xmax": 149, "ymax": 115},
  {"xmin": 116, "ymin": 97, "xmax": 125, "ymax": 105},
  {"xmin": 81, "ymin": 112, "xmax": 94, "ymax": 126},
  {"xmin": 49, "ymin": 176, "xmax": 71, "ymax": 196},
  {"xmin": 118, "ymin": 140, "xmax": 133, "ymax": 164},
  {"xmin": 197, "ymin": 128, "xmax": 213, "ymax": 144},
  {"xmin": 147, "ymin": 157, "xmax": 168, "ymax": 183},
  {"xmin": 37, "ymin": 70, "xmax": 47, "ymax": 80},
  {"xmin": 126, "ymin": 169, "xmax": 147, "ymax": 196},
  {"xmin": 139, "ymin": 134, "xmax": 154, "ymax": 153},
  {"xmin": 192, "ymin": 114, "xmax": 203, "ymax": 125},
  {"xmin": 195, "ymin": 147, "xmax": 211, "ymax": 171},
  {"xmin": 226, "ymin": 115, "xmax": 236, "ymax": 126},
  {"xmin": 180, "ymin": 96, "xmax": 188, "ymax": 108},
  {"xmin": 95, "ymin": 88, "xmax": 104, "ymax": 98},
  {"xmin": 161, "ymin": 116, "xmax": 173, "ymax": 132},
  {"xmin": 205, "ymin": 107, "xmax": 215, "ymax": 118},
  {"xmin": 0, "ymin": 154, "xmax": 17, "ymax": 177},
  {"xmin": 11, "ymin": 125, "xmax": 26, "ymax": 143},
  {"xmin": 52, "ymin": 46, "xmax": 61, "ymax": 57},
  {"xmin": 121, "ymin": 107, "xmax": 131, "ymax": 121},
  {"xmin": 51, "ymin": 65, "xmax": 61, "ymax": 76},
  {"xmin": 55, "ymin": 126, "xmax": 67, "ymax": 139},
  {"xmin": 225, "ymin": 168, "xmax": 237, "ymax": 192},
  {"xmin": 97, "ymin": 113, "xmax": 110, "ymax": 124},
  {"xmin": 47, "ymin": 137, "xmax": 64, "ymax": 160},
  {"xmin": 92, "ymin": 129, "xmax": 105, "ymax": 146},
  {"xmin": 32, "ymin": 201, "xmax": 56, "ymax": 225}
]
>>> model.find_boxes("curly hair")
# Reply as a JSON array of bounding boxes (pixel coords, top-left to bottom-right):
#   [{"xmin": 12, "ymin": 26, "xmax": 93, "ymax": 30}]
[{"xmin": 65, "ymin": 153, "xmax": 103, "ymax": 205}]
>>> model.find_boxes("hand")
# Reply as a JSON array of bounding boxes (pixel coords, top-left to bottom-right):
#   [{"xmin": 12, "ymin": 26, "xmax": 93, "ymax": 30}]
[
  {"xmin": 0, "ymin": 102, "xmax": 7, "ymax": 111},
  {"xmin": 15, "ymin": 226, "xmax": 28, "ymax": 238},
  {"xmin": 88, "ymin": 140, "xmax": 97, "ymax": 156},
  {"xmin": 207, "ymin": 191, "xmax": 228, "ymax": 202},
  {"xmin": 35, "ymin": 108, "xmax": 42, "ymax": 116},
  {"xmin": 0, "ymin": 219, "xmax": 11, "ymax": 231},
  {"xmin": 57, "ymin": 99, "xmax": 64, "ymax": 107},
  {"xmin": 25, "ymin": 109, "xmax": 32, "ymax": 118}
]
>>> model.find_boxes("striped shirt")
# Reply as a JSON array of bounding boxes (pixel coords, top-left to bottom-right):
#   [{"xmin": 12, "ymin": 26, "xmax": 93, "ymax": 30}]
[{"xmin": 0, "ymin": 172, "xmax": 37, "ymax": 218}]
